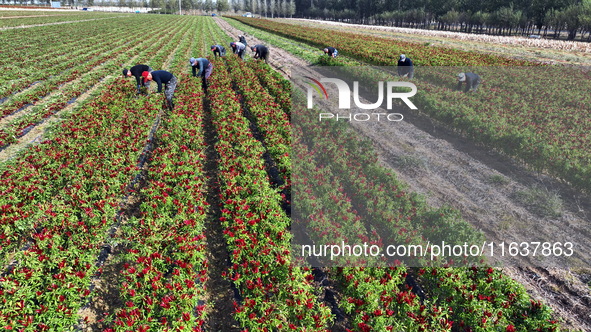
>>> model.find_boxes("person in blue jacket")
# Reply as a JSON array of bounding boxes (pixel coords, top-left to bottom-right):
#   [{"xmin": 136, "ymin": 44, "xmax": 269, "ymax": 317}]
[{"xmin": 190, "ymin": 57, "xmax": 214, "ymax": 91}]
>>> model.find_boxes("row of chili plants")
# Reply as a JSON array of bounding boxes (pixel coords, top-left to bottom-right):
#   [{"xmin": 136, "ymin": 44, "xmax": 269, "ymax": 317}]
[
  {"xmin": 203, "ymin": 20, "xmax": 336, "ymax": 329},
  {"xmin": 224, "ymin": 55, "xmax": 291, "ymax": 184},
  {"xmin": 0, "ymin": 11, "xmax": 118, "ymax": 28},
  {"xmin": 0, "ymin": 10, "xmax": 75, "ymax": 17},
  {"xmin": 95, "ymin": 16, "xmax": 211, "ymax": 331},
  {"xmin": 206, "ymin": 55, "xmax": 334, "ymax": 331},
  {"xmin": 1, "ymin": 15, "xmax": 142, "ymax": 97},
  {"xmin": 101, "ymin": 74, "xmax": 209, "ymax": 331},
  {"xmin": 0, "ymin": 14, "xmax": 186, "ymax": 102},
  {"xmin": 247, "ymin": 61, "xmax": 292, "ymax": 115}
]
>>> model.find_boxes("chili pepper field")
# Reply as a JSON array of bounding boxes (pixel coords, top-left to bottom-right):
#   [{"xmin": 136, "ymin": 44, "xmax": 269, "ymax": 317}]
[{"xmin": 0, "ymin": 11, "xmax": 584, "ymax": 331}]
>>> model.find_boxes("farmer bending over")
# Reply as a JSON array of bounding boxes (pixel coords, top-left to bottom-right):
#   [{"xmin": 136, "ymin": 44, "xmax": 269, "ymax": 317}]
[
  {"xmin": 457, "ymin": 72, "xmax": 481, "ymax": 92},
  {"xmin": 123, "ymin": 64, "xmax": 152, "ymax": 94},
  {"xmin": 211, "ymin": 45, "xmax": 226, "ymax": 57},
  {"xmin": 251, "ymin": 45, "xmax": 269, "ymax": 63},
  {"xmin": 323, "ymin": 47, "xmax": 338, "ymax": 58},
  {"xmin": 189, "ymin": 57, "xmax": 214, "ymax": 91},
  {"xmin": 142, "ymin": 70, "xmax": 177, "ymax": 111},
  {"xmin": 397, "ymin": 54, "xmax": 414, "ymax": 79},
  {"xmin": 230, "ymin": 42, "xmax": 246, "ymax": 59}
]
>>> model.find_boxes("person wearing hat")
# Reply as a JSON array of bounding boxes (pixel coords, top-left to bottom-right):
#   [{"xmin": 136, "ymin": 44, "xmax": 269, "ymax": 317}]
[
  {"xmin": 142, "ymin": 70, "xmax": 177, "ymax": 110},
  {"xmin": 230, "ymin": 41, "xmax": 246, "ymax": 59},
  {"xmin": 189, "ymin": 57, "xmax": 214, "ymax": 91},
  {"xmin": 211, "ymin": 45, "xmax": 226, "ymax": 57},
  {"xmin": 122, "ymin": 64, "xmax": 152, "ymax": 94},
  {"xmin": 323, "ymin": 47, "xmax": 338, "ymax": 58},
  {"xmin": 189, "ymin": 57, "xmax": 214, "ymax": 78},
  {"xmin": 397, "ymin": 54, "xmax": 414, "ymax": 79},
  {"xmin": 250, "ymin": 44, "xmax": 269, "ymax": 63},
  {"xmin": 238, "ymin": 35, "xmax": 247, "ymax": 47},
  {"xmin": 457, "ymin": 72, "xmax": 481, "ymax": 92}
]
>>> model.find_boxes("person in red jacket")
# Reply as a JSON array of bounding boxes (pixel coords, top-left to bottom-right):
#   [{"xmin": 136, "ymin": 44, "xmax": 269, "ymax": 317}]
[{"xmin": 142, "ymin": 70, "xmax": 177, "ymax": 110}]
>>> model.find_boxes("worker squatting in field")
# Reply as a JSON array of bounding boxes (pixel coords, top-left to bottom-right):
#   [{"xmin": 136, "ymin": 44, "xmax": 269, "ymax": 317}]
[
  {"xmin": 211, "ymin": 44, "xmax": 226, "ymax": 57},
  {"xmin": 323, "ymin": 46, "xmax": 338, "ymax": 58},
  {"xmin": 397, "ymin": 54, "xmax": 414, "ymax": 79}
]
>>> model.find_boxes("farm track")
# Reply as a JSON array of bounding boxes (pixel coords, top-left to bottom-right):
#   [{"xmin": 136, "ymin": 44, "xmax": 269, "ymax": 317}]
[{"xmin": 215, "ymin": 17, "xmax": 591, "ymax": 331}]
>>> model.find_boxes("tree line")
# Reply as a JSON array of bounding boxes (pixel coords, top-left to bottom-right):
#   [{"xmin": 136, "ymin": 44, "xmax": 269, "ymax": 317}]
[
  {"xmin": 5, "ymin": 0, "xmax": 591, "ymax": 40},
  {"xmin": 293, "ymin": 0, "xmax": 591, "ymax": 40}
]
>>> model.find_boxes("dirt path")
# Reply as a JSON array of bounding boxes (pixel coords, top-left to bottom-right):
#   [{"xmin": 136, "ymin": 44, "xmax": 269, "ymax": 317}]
[{"xmin": 215, "ymin": 17, "xmax": 591, "ymax": 331}]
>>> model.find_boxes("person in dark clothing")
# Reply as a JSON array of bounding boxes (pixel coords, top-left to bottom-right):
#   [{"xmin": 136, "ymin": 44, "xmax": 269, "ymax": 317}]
[
  {"xmin": 211, "ymin": 45, "xmax": 226, "ymax": 57},
  {"xmin": 123, "ymin": 64, "xmax": 152, "ymax": 93},
  {"xmin": 142, "ymin": 70, "xmax": 177, "ymax": 110},
  {"xmin": 457, "ymin": 72, "xmax": 481, "ymax": 92},
  {"xmin": 397, "ymin": 54, "xmax": 414, "ymax": 79},
  {"xmin": 250, "ymin": 45, "xmax": 269, "ymax": 62},
  {"xmin": 230, "ymin": 42, "xmax": 246, "ymax": 59},
  {"xmin": 323, "ymin": 47, "xmax": 338, "ymax": 58},
  {"xmin": 238, "ymin": 35, "xmax": 247, "ymax": 47}
]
